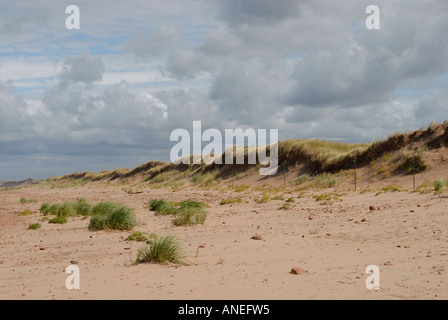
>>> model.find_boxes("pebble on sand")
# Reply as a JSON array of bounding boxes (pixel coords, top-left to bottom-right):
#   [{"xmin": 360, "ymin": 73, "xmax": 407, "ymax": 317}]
[
  {"xmin": 251, "ymin": 235, "xmax": 263, "ymax": 240},
  {"xmin": 290, "ymin": 267, "xmax": 307, "ymax": 275}
]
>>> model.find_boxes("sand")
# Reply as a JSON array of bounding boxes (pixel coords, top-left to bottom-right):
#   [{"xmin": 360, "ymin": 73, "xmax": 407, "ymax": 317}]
[{"xmin": 0, "ymin": 179, "xmax": 447, "ymax": 300}]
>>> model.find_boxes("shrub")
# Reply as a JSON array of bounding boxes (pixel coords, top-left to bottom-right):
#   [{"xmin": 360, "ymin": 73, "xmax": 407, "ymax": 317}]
[
  {"xmin": 28, "ymin": 223, "xmax": 41, "ymax": 230},
  {"xmin": 135, "ymin": 235, "xmax": 186, "ymax": 265},
  {"xmin": 49, "ymin": 216, "xmax": 67, "ymax": 224},
  {"xmin": 89, "ymin": 205, "xmax": 136, "ymax": 231}
]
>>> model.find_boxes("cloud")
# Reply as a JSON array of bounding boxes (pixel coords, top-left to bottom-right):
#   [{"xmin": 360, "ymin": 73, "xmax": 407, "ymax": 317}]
[
  {"xmin": 2, "ymin": 0, "xmax": 448, "ymax": 181},
  {"xmin": 0, "ymin": 80, "xmax": 33, "ymax": 136},
  {"xmin": 59, "ymin": 54, "xmax": 105, "ymax": 88}
]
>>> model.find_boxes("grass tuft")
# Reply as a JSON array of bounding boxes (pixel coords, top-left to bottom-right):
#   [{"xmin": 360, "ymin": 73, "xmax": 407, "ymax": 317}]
[
  {"xmin": 27, "ymin": 223, "xmax": 41, "ymax": 230},
  {"xmin": 173, "ymin": 206, "xmax": 207, "ymax": 226},
  {"xmin": 18, "ymin": 209, "xmax": 33, "ymax": 216},
  {"xmin": 89, "ymin": 205, "xmax": 136, "ymax": 231},
  {"xmin": 49, "ymin": 216, "xmax": 67, "ymax": 224},
  {"xmin": 135, "ymin": 235, "xmax": 186, "ymax": 265},
  {"xmin": 126, "ymin": 231, "xmax": 148, "ymax": 242},
  {"xmin": 20, "ymin": 197, "xmax": 37, "ymax": 204}
]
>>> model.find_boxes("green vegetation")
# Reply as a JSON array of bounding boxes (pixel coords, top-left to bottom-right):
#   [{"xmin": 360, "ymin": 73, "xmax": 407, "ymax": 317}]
[
  {"xmin": 40, "ymin": 202, "xmax": 52, "ymax": 215},
  {"xmin": 27, "ymin": 223, "xmax": 41, "ymax": 230},
  {"xmin": 173, "ymin": 206, "xmax": 207, "ymax": 226},
  {"xmin": 435, "ymin": 178, "xmax": 448, "ymax": 192},
  {"xmin": 149, "ymin": 199, "xmax": 177, "ymax": 215},
  {"xmin": 49, "ymin": 216, "xmax": 68, "ymax": 224},
  {"xmin": 89, "ymin": 205, "xmax": 137, "ymax": 231},
  {"xmin": 290, "ymin": 174, "xmax": 310, "ymax": 186},
  {"xmin": 18, "ymin": 209, "xmax": 33, "ymax": 216},
  {"xmin": 255, "ymin": 194, "xmax": 270, "ymax": 204},
  {"xmin": 278, "ymin": 203, "xmax": 294, "ymax": 210},
  {"xmin": 20, "ymin": 197, "xmax": 37, "ymax": 204},
  {"xmin": 220, "ymin": 197, "xmax": 242, "ymax": 205},
  {"xmin": 135, "ymin": 235, "xmax": 186, "ymax": 265},
  {"xmin": 75, "ymin": 198, "xmax": 92, "ymax": 216},
  {"xmin": 313, "ymin": 192, "xmax": 346, "ymax": 205},
  {"xmin": 91, "ymin": 201, "xmax": 123, "ymax": 216},
  {"xmin": 126, "ymin": 231, "xmax": 149, "ymax": 242},
  {"xmin": 234, "ymin": 185, "xmax": 251, "ymax": 192},
  {"xmin": 149, "ymin": 198, "xmax": 208, "ymax": 226},
  {"xmin": 282, "ymin": 139, "xmax": 369, "ymax": 170}
]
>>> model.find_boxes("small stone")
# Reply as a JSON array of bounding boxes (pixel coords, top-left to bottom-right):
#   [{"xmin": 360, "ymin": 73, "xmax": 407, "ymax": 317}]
[
  {"xmin": 39, "ymin": 247, "xmax": 45, "ymax": 251},
  {"xmin": 361, "ymin": 218, "xmax": 366, "ymax": 222},
  {"xmin": 384, "ymin": 261, "xmax": 393, "ymax": 266},
  {"xmin": 369, "ymin": 206, "xmax": 377, "ymax": 211},
  {"xmin": 70, "ymin": 260, "xmax": 78, "ymax": 265},
  {"xmin": 410, "ymin": 210, "xmax": 415, "ymax": 213},
  {"xmin": 199, "ymin": 244, "xmax": 206, "ymax": 248},
  {"xmin": 290, "ymin": 267, "xmax": 306, "ymax": 275},
  {"xmin": 251, "ymin": 235, "xmax": 263, "ymax": 240},
  {"xmin": 308, "ymin": 217, "xmax": 313, "ymax": 220}
]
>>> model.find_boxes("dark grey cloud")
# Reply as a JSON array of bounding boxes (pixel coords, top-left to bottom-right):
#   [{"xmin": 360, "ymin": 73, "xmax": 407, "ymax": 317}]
[{"xmin": 219, "ymin": 0, "xmax": 302, "ymax": 25}]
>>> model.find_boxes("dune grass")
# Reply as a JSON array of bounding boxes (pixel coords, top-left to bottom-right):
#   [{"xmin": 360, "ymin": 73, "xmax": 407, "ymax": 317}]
[
  {"xmin": 125, "ymin": 231, "xmax": 149, "ymax": 242},
  {"xmin": 435, "ymin": 178, "xmax": 448, "ymax": 193},
  {"xmin": 27, "ymin": 223, "xmax": 41, "ymax": 230},
  {"xmin": 149, "ymin": 199, "xmax": 177, "ymax": 216},
  {"xmin": 18, "ymin": 209, "xmax": 33, "ymax": 216},
  {"xmin": 149, "ymin": 198, "xmax": 208, "ymax": 226},
  {"xmin": 220, "ymin": 197, "xmax": 242, "ymax": 205},
  {"xmin": 49, "ymin": 216, "xmax": 68, "ymax": 224},
  {"xmin": 281, "ymin": 139, "xmax": 369, "ymax": 168},
  {"xmin": 173, "ymin": 206, "xmax": 207, "ymax": 226},
  {"xmin": 40, "ymin": 202, "xmax": 52, "ymax": 215},
  {"xmin": 89, "ymin": 205, "xmax": 137, "ymax": 231},
  {"xmin": 75, "ymin": 198, "xmax": 92, "ymax": 216},
  {"xmin": 91, "ymin": 201, "xmax": 123, "ymax": 216},
  {"xmin": 135, "ymin": 235, "xmax": 187, "ymax": 265},
  {"xmin": 20, "ymin": 197, "xmax": 37, "ymax": 204}
]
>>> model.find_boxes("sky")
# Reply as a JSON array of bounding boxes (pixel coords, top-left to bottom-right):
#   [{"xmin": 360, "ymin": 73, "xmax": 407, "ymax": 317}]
[{"xmin": 0, "ymin": 0, "xmax": 447, "ymax": 181}]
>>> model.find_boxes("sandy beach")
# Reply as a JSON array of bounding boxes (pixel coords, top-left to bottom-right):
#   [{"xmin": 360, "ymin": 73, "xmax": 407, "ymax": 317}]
[{"xmin": 1, "ymin": 174, "xmax": 447, "ymax": 300}]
